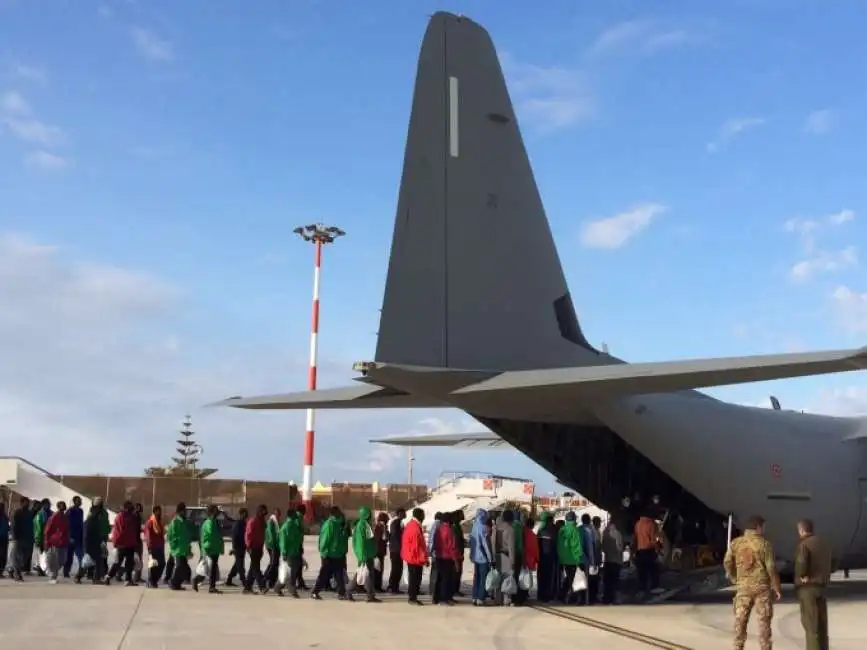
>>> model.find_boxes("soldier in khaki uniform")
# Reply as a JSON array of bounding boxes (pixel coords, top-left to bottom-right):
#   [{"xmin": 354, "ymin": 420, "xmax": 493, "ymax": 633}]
[
  {"xmin": 723, "ymin": 515, "xmax": 782, "ymax": 650},
  {"xmin": 794, "ymin": 518, "xmax": 831, "ymax": 650}
]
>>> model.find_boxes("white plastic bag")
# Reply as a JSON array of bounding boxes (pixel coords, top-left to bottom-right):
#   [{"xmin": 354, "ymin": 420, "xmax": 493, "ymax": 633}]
[
  {"xmin": 402, "ymin": 568, "xmax": 409, "ymax": 586},
  {"xmin": 81, "ymin": 553, "xmax": 95, "ymax": 570},
  {"xmin": 195, "ymin": 557, "xmax": 209, "ymax": 578},
  {"xmin": 485, "ymin": 567, "xmax": 500, "ymax": 592},
  {"xmin": 302, "ymin": 558, "xmax": 308, "ymax": 571},
  {"xmin": 588, "ymin": 565, "xmax": 599, "ymax": 576},
  {"xmin": 278, "ymin": 559, "xmax": 290, "ymax": 585},
  {"xmin": 571, "ymin": 568, "xmax": 588, "ymax": 592},
  {"xmin": 38, "ymin": 551, "xmax": 49, "ymax": 573},
  {"xmin": 373, "ymin": 557, "xmax": 381, "ymax": 572},
  {"xmin": 355, "ymin": 563, "xmax": 369, "ymax": 586},
  {"xmin": 518, "ymin": 568, "xmax": 534, "ymax": 591},
  {"xmin": 501, "ymin": 573, "xmax": 518, "ymax": 596},
  {"xmin": 147, "ymin": 556, "xmax": 158, "ymax": 569},
  {"xmin": 108, "ymin": 548, "xmax": 118, "ymax": 565}
]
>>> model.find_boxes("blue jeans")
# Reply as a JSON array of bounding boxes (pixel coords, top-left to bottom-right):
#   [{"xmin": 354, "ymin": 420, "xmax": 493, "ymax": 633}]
[{"xmin": 472, "ymin": 562, "xmax": 490, "ymax": 601}]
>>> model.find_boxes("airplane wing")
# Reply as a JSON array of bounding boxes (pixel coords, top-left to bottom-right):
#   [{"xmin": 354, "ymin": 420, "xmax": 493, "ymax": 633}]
[
  {"xmin": 212, "ymin": 384, "xmax": 449, "ymax": 410},
  {"xmin": 370, "ymin": 432, "xmax": 510, "ymax": 449},
  {"xmin": 452, "ymin": 346, "xmax": 867, "ymax": 397}
]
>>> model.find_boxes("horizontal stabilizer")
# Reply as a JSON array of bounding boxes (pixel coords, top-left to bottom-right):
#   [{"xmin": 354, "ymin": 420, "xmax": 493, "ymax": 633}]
[
  {"xmin": 371, "ymin": 432, "xmax": 509, "ymax": 449},
  {"xmin": 453, "ymin": 346, "xmax": 867, "ymax": 397},
  {"xmin": 213, "ymin": 384, "xmax": 448, "ymax": 410}
]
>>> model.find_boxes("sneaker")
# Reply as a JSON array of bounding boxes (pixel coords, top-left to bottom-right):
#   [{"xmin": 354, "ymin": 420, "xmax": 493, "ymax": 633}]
[
  {"xmin": 48, "ymin": 579, "xmax": 58, "ymax": 585},
  {"xmin": 310, "ymin": 592, "xmax": 322, "ymax": 600},
  {"xmin": 366, "ymin": 596, "xmax": 382, "ymax": 603},
  {"xmin": 208, "ymin": 587, "xmax": 222, "ymax": 594}
]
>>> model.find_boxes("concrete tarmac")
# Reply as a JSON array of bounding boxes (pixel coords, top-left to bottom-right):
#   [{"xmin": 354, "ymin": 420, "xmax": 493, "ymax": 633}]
[{"xmin": 1, "ymin": 539, "xmax": 865, "ymax": 650}]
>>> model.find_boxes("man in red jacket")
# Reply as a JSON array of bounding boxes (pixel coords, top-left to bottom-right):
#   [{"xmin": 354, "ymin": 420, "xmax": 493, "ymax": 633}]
[
  {"xmin": 400, "ymin": 508, "xmax": 429, "ymax": 605},
  {"xmin": 105, "ymin": 501, "xmax": 139, "ymax": 586},
  {"xmin": 43, "ymin": 500, "xmax": 70, "ymax": 584},
  {"xmin": 244, "ymin": 504, "xmax": 268, "ymax": 594}
]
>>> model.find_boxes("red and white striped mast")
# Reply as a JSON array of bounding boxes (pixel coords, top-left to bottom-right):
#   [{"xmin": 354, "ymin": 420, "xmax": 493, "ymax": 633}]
[{"xmin": 293, "ymin": 222, "xmax": 345, "ymax": 523}]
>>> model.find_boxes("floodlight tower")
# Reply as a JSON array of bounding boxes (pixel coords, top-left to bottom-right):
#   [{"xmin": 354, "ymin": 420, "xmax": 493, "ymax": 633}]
[{"xmin": 293, "ymin": 222, "xmax": 345, "ymax": 522}]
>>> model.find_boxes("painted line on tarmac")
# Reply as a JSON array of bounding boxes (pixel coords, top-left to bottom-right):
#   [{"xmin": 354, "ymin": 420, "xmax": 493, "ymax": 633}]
[{"xmin": 531, "ymin": 604, "xmax": 696, "ymax": 650}]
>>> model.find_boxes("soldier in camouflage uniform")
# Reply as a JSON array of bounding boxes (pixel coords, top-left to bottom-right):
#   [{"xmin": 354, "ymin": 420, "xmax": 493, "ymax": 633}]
[{"xmin": 723, "ymin": 515, "xmax": 782, "ymax": 650}]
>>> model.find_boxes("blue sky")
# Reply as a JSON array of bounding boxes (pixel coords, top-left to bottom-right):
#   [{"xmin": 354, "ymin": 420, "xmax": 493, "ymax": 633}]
[{"xmin": 1, "ymin": 0, "xmax": 866, "ymax": 492}]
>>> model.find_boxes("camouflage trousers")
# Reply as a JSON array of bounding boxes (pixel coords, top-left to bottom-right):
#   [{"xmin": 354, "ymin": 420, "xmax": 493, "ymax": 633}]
[{"xmin": 733, "ymin": 588, "xmax": 773, "ymax": 650}]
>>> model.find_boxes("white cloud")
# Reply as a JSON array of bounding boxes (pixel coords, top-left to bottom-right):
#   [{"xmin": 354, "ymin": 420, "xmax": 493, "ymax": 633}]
[
  {"xmin": 813, "ymin": 386, "xmax": 867, "ymax": 416},
  {"xmin": 831, "ymin": 285, "xmax": 867, "ymax": 334},
  {"xmin": 0, "ymin": 231, "xmax": 481, "ymax": 482},
  {"xmin": 706, "ymin": 117, "xmax": 766, "ymax": 153},
  {"xmin": 24, "ymin": 150, "xmax": 68, "ymax": 171},
  {"xmin": 803, "ymin": 109, "xmax": 835, "ymax": 136},
  {"xmin": 587, "ymin": 20, "xmax": 700, "ymax": 57},
  {"xmin": 828, "ymin": 209, "xmax": 854, "ymax": 225},
  {"xmin": 2, "ymin": 116, "xmax": 67, "ymax": 146},
  {"xmin": 784, "ymin": 209, "xmax": 857, "ymax": 278},
  {"xmin": 790, "ymin": 246, "xmax": 857, "ymax": 282},
  {"xmin": 501, "ymin": 53, "xmax": 593, "ymax": 131},
  {"xmin": 11, "ymin": 64, "xmax": 47, "ymax": 85},
  {"xmin": 131, "ymin": 28, "xmax": 174, "ymax": 62},
  {"xmin": 579, "ymin": 203, "xmax": 667, "ymax": 249},
  {"xmin": 1, "ymin": 91, "xmax": 30, "ymax": 115}
]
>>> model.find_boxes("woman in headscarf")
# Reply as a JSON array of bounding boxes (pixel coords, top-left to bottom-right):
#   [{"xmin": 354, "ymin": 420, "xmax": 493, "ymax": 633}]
[{"xmin": 468, "ymin": 508, "xmax": 494, "ymax": 606}]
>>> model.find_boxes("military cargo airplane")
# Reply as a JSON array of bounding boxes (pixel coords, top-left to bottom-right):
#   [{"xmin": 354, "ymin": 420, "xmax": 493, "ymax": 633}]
[{"xmin": 216, "ymin": 12, "xmax": 867, "ymax": 573}]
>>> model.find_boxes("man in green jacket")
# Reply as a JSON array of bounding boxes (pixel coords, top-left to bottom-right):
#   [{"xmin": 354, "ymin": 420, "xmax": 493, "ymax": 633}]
[
  {"xmin": 166, "ymin": 502, "xmax": 192, "ymax": 591},
  {"xmin": 193, "ymin": 505, "xmax": 224, "ymax": 594},
  {"xmin": 351, "ymin": 506, "xmax": 380, "ymax": 603},
  {"xmin": 557, "ymin": 511, "xmax": 585, "ymax": 604},
  {"xmin": 311, "ymin": 506, "xmax": 351, "ymax": 601},
  {"xmin": 265, "ymin": 507, "xmax": 281, "ymax": 589},
  {"xmin": 276, "ymin": 508, "xmax": 304, "ymax": 598}
]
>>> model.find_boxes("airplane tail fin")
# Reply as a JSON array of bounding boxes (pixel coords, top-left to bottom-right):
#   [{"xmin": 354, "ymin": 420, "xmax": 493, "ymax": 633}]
[{"xmin": 375, "ymin": 12, "xmax": 601, "ymax": 372}]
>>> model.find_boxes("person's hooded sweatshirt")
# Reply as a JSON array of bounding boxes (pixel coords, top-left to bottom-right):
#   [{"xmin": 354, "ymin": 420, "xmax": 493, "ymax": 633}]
[
  {"xmin": 44, "ymin": 510, "xmax": 70, "ymax": 548},
  {"xmin": 265, "ymin": 514, "xmax": 279, "ymax": 551},
  {"xmin": 144, "ymin": 514, "xmax": 165, "ymax": 549},
  {"xmin": 318, "ymin": 515, "xmax": 344, "ymax": 559},
  {"xmin": 537, "ymin": 512, "xmax": 557, "ymax": 558},
  {"xmin": 512, "ymin": 513, "xmax": 524, "ymax": 556},
  {"xmin": 278, "ymin": 512, "xmax": 304, "ymax": 559},
  {"xmin": 469, "ymin": 508, "xmax": 494, "ymax": 565},
  {"xmin": 400, "ymin": 515, "xmax": 428, "ymax": 566},
  {"xmin": 67, "ymin": 504, "xmax": 84, "ymax": 546},
  {"xmin": 557, "ymin": 516, "xmax": 584, "ymax": 566},
  {"xmin": 352, "ymin": 507, "xmax": 377, "ymax": 564},
  {"xmin": 200, "ymin": 516, "xmax": 224, "ymax": 557},
  {"xmin": 166, "ymin": 514, "xmax": 192, "ymax": 558},
  {"xmin": 336, "ymin": 515, "xmax": 350, "ymax": 557},
  {"xmin": 33, "ymin": 505, "xmax": 52, "ymax": 546},
  {"xmin": 111, "ymin": 510, "xmax": 140, "ymax": 550}
]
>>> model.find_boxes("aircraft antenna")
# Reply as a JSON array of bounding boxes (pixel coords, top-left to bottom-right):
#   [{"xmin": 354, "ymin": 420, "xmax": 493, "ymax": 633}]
[{"xmin": 293, "ymin": 222, "xmax": 346, "ymax": 522}]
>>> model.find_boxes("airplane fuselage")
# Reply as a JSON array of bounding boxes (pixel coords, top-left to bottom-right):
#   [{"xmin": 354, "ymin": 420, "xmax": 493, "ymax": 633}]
[{"xmin": 596, "ymin": 394, "xmax": 867, "ymax": 566}]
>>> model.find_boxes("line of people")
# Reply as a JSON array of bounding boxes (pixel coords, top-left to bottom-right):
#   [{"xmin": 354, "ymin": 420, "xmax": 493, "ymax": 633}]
[{"xmin": 3, "ymin": 494, "xmax": 634, "ymax": 609}]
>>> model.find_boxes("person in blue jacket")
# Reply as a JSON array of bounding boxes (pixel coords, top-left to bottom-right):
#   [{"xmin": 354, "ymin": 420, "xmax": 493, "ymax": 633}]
[
  {"xmin": 63, "ymin": 496, "xmax": 84, "ymax": 578},
  {"xmin": 468, "ymin": 508, "xmax": 494, "ymax": 605}
]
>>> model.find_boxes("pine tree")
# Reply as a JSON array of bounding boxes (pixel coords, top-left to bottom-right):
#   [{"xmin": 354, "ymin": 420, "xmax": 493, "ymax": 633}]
[{"xmin": 171, "ymin": 414, "xmax": 200, "ymax": 470}]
